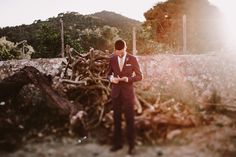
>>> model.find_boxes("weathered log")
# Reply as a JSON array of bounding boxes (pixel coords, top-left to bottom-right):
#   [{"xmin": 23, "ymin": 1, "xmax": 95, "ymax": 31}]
[
  {"xmin": 0, "ymin": 70, "xmax": 30, "ymax": 101},
  {"xmin": 0, "ymin": 66, "xmax": 86, "ymax": 135}
]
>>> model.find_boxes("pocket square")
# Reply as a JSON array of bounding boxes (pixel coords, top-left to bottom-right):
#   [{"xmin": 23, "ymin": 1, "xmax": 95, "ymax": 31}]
[{"xmin": 126, "ymin": 64, "xmax": 132, "ymax": 66}]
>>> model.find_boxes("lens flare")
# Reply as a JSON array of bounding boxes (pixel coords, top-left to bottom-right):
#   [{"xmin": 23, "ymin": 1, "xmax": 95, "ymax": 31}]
[{"xmin": 209, "ymin": 0, "xmax": 236, "ymax": 50}]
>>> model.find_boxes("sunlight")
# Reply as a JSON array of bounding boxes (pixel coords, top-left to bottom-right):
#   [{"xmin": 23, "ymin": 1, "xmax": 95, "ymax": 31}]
[{"xmin": 209, "ymin": 0, "xmax": 236, "ymax": 50}]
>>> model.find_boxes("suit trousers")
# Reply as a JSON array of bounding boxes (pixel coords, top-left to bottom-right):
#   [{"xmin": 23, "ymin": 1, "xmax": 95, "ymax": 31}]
[{"xmin": 112, "ymin": 94, "xmax": 135, "ymax": 148}]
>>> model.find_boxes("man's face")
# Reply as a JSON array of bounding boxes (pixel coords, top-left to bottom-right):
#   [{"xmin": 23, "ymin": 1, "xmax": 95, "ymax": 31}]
[{"xmin": 115, "ymin": 49, "xmax": 125, "ymax": 57}]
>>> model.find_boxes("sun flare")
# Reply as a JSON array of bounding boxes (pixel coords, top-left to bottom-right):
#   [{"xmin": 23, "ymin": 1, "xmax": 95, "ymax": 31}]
[{"xmin": 209, "ymin": 0, "xmax": 236, "ymax": 49}]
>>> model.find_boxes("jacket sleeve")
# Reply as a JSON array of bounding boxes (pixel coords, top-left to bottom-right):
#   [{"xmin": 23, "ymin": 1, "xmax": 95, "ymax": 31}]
[
  {"xmin": 128, "ymin": 56, "xmax": 143, "ymax": 83},
  {"xmin": 107, "ymin": 57, "xmax": 113, "ymax": 82}
]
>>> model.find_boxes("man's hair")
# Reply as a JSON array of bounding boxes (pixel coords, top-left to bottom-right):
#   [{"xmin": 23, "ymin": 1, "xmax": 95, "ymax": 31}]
[{"xmin": 114, "ymin": 39, "xmax": 126, "ymax": 50}]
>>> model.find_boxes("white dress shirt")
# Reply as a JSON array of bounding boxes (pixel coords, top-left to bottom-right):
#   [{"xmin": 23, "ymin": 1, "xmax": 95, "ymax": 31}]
[
  {"xmin": 118, "ymin": 52, "xmax": 127, "ymax": 71},
  {"xmin": 109, "ymin": 52, "xmax": 128, "ymax": 83}
]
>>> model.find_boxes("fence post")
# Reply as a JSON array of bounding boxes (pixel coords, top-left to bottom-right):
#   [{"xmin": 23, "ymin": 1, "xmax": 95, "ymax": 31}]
[{"xmin": 183, "ymin": 14, "xmax": 187, "ymax": 53}]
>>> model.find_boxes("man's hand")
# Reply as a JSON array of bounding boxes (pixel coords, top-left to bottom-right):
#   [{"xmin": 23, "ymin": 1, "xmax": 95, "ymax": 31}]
[
  {"xmin": 111, "ymin": 77, "xmax": 120, "ymax": 84},
  {"xmin": 118, "ymin": 76, "xmax": 128, "ymax": 82},
  {"xmin": 110, "ymin": 76, "xmax": 128, "ymax": 83}
]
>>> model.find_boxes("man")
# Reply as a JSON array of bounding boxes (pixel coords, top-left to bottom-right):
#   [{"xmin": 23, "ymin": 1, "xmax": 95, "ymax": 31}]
[{"xmin": 107, "ymin": 39, "xmax": 143, "ymax": 155}]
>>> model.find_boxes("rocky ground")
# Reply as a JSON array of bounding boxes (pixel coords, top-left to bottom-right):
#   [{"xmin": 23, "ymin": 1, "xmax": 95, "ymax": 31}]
[
  {"xmin": 1, "ymin": 54, "xmax": 236, "ymax": 157},
  {"xmin": 2, "ymin": 109, "xmax": 236, "ymax": 157}
]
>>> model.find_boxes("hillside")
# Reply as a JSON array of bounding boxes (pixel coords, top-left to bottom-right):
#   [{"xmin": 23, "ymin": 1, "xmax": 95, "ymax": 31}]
[
  {"xmin": 0, "ymin": 11, "xmax": 141, "ymax": 58},
  {"xmin": 91, "ymin": 10, "xmax": 141, "ymax": 32}
]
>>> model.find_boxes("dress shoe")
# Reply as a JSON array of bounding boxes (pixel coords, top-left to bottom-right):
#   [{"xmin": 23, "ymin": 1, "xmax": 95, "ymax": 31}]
[
  {"xmin": 110, "ymin": 145, "xmax": 123, "ymax": 152},
  {"xmin": 127, "ymin": 147, "xmax": 136, "ymax": 155}
]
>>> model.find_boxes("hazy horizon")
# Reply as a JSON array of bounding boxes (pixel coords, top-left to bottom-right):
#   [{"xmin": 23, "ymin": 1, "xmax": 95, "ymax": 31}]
[
  {"xmin": 0, "ymin": 0, "xmax": 234, "ymax": 28},
  {"xmin": 0, "ymin": 0, "xmax": 166, "ymax": 28}
]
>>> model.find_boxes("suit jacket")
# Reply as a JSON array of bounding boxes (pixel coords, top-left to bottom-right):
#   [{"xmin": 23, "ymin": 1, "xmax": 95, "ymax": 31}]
[{"xmin": 107, "ymin": 53, "xmax": 143, "ymax": 99}]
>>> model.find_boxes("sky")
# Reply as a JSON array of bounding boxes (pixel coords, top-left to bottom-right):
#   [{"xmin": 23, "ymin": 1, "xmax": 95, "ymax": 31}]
[
  {"xmin": 209, "ymin": 0, "xmax": 235, "ymax": 18},
  {"xmin": 0, "ymin": 0, "xmax": 166, "ymax": 27},
  {"xmin": 0, "ymin": 0, "xmax": 234, "ymax": 28}
]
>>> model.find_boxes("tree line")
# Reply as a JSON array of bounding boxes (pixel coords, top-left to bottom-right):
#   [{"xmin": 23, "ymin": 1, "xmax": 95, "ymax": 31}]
[{"xmin": 0, "ymin": 0, "xmax": 225, "ymax": 60}]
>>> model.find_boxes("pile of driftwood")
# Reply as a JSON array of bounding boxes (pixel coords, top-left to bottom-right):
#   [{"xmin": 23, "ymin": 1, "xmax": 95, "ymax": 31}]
[
  {"xmin": 54, "ymin": 46, "xmax": 112, "ymax": 131},
  {"xmin": 0, "ymin": 46, "xmax": 208, "ymax": 148},
  {"xmin": 56, "ymin": 46, "xmax": 206, "ymax": 144}
]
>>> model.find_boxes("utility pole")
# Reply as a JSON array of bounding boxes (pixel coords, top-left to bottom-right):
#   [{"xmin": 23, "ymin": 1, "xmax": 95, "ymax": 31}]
[
  {"xmin": 132, "ymin": 27, "xmax": 137, "ymax": 55},
  {"xmin": 183, "ymin": 14, "xmax": 187, "ymax": 53},
  {"xmin": 60, "ymin": 18, "xmax": 65, "ymax": 57}
]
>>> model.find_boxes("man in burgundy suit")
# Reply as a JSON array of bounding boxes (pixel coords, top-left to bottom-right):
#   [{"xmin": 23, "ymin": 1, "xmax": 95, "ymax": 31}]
[{"xmin": 107, "ymin": 39, "xmax": 143, "ymax": 155}]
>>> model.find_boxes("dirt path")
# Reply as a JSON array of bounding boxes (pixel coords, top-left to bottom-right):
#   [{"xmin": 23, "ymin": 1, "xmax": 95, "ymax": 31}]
[{"xmin": 3, "ymin": 123, "xmax": 236, "ymax": 157}]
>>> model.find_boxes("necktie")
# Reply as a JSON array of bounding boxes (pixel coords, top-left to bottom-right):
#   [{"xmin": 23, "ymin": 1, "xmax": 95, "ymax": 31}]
[{"xmin": 119, "ymin": 57, "xmax": 124, "ymax": 71}]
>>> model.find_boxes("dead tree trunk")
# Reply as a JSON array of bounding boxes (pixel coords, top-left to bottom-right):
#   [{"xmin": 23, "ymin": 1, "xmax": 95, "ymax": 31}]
[
  {"xmin": 0, "ymin": 69, "xmax": 30, "ymax": 101},
  {"xmin": 0, "ymin": 66, "xmax": 85, "ymax": 134}
]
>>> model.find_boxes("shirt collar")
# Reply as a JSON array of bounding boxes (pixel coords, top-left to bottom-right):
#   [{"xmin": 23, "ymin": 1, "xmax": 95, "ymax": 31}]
[{"xmin": 118, "ymin": 51, "xmax": 127, "ymax": 60}]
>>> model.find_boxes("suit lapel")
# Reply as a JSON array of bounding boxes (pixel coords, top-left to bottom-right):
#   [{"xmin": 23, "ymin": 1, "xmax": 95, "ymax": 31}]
[
  {"xmin": 114, "ymin": 55, "xmax": 121, "ymax": 74},
  {"xmin": 120, "ymin": 54, "xmax": 129, "ymax": 73},
  {"xmin": 114, "ymin": 54, "xmax": 130, "ymax": 74}
]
